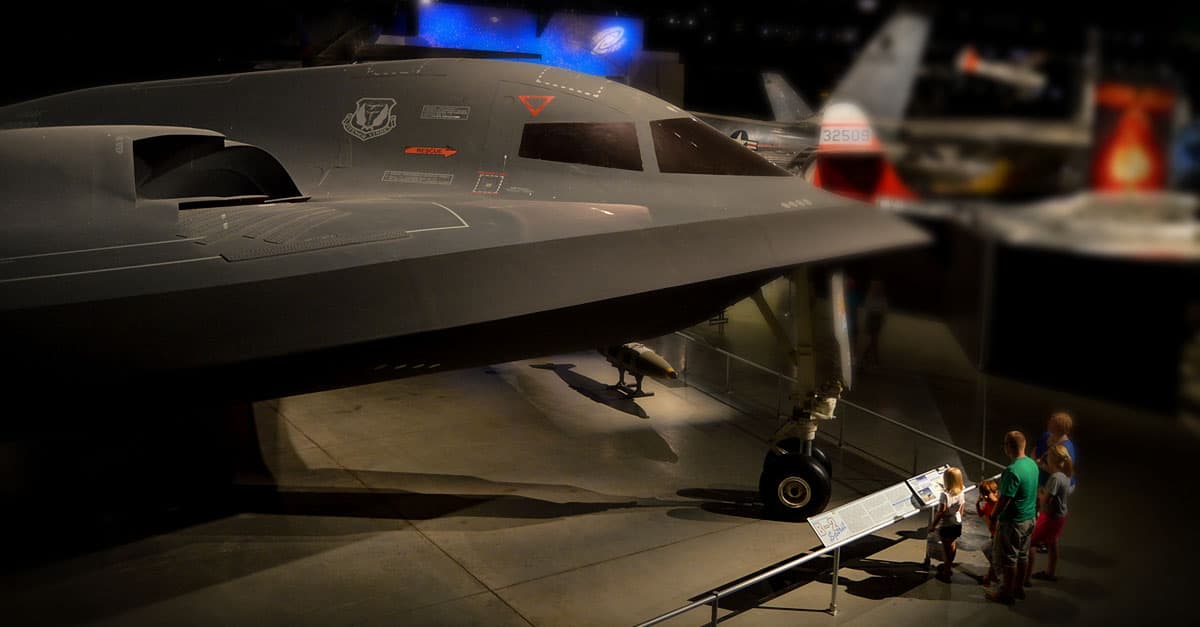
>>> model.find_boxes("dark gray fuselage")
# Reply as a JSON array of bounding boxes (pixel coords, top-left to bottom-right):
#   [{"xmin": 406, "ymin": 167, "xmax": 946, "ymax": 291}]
[{"xmin": 0, "ymin": 59, "xmax": 926, "ymax": 401}]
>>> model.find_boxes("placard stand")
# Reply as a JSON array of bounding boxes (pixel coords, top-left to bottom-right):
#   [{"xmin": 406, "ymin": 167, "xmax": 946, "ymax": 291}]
[{"xmin": 807, "ymin": 464, "xmax": 952, "ymax": 615}]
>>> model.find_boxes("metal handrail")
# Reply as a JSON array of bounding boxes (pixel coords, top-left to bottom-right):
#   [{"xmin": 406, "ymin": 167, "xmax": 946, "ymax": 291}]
[
  {"xmin": 675, "ymin": 331, "xmax": 790, "ymax": 378},
  {"xmin": 839, "ymin": 399, "xmax": 1006, "ymax": 471},
  {"xmin": 671, "ymin": 331, "xmax": 1007, "ymax": 472},
  {"xmin": 635, "ymin": 480, "xmax": 991, "ymax": 627},
  {"xmin": 632, "ymin": 518, "xmax": 882, "ymax": 627},
  {"xmin": 636, "ymin": 333, "xmax": 1010, "ymax": 626},
  {"xmin": 637, "ymin": 471, "xmax": 1003, "ymax": 627}
]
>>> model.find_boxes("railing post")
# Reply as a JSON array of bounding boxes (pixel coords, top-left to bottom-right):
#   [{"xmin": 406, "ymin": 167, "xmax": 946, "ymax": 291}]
[
  {"xmin": 682, "ymin": 338, "xmax": 689, "ymax": 388},
  {"xmin": 838, "ymin": 408, "xmax": 846, "ymax": 449},
  {"xmin": 828, "ymin": 546, "xmax": 841, "ymax": 616},
  {"xmin": 710, "ymin": 592, "xmax": 720, "ymax": 626},
  {"xmin": 976, "ymin": 371, "xmax": 988, "ymax": 482},
  {"xmin": 777, "ymin": 374, "xmax": 783, "ymax": 418},
  {"xmin": 724, "ymin": 354, "xmax": 732, "ymax": 394}
]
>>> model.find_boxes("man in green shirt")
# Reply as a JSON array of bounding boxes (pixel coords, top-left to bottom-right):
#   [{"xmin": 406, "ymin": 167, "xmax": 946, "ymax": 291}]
[{"xmin": 987, "ymin": 430, "xmax": 1039, "ymax": 604}]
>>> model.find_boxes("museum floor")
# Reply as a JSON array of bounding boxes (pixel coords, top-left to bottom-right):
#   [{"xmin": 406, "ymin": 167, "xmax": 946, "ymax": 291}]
[{"xmin": 1, "ymin": 297, "xmax": 1193, "ymax": 626}]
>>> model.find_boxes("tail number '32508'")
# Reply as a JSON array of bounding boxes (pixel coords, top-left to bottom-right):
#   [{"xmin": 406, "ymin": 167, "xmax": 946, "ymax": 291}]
[{"xmin": 820, "ymin": 127, "xmax": 873, "ymax": 145}]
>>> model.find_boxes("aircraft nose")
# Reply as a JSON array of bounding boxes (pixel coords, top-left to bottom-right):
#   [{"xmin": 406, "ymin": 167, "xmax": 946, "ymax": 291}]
[{"xmin": 665, "ymin": 367, "xmax": 678, "ymax": 380}]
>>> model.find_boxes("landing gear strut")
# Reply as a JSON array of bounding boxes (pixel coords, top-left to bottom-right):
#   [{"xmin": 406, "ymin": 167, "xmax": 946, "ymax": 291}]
[
  {"xmin": 758, "ymin": 384, "xmax": 841, "ymax": 521},
  {"xmin": 771, "ymin": 436, "xmax": 834, "ymax": 478},
  {"xmin": 753, "ymin": 269, "xmax": 851, "ymax": 522}
]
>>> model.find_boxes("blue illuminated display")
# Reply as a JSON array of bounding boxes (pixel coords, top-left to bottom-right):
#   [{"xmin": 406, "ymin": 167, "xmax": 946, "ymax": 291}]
[
  {"xmin": 417, "ymin": 4, "xmax": 539, "ymax": 53},
  {"xmin": 418, "ymin": 3, "xmax": 644, "ymax": 77},
  {"xmin": 539, "ymin": 14, "xmax": 643, "ymax": 77}
]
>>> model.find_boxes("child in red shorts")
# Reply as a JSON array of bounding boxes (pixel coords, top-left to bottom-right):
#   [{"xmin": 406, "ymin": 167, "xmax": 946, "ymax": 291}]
[
  {"xmin": 1025, "ymin": 444, "xmax": 1074, "ymax": 584},
  {"xmin": 976, "ymin": 479, "xmax": 1000, "ymax": 586}
]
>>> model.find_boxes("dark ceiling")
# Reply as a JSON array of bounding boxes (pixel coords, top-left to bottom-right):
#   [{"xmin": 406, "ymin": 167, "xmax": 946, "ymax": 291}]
[{"xmin": 2, "ymin": 1, "xmax": 1196, "ymax": 118}]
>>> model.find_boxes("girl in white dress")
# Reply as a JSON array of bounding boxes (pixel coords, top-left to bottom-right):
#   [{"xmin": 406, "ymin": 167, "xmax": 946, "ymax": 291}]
[{"xmin": 929, "ymin": 467, "xmax": 966, "ymax": 581}]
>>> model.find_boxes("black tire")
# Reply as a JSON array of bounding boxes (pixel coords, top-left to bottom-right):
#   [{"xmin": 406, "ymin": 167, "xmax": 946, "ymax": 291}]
[
  {"xmin": 770, "ymin": 437, "xmax": 834, "ymax": 478},
  {"xmin": 759, "ymin": 453, "xmax": 832, "ymax": 522},
  {"xmin": 810, "ymin": 445, "xmax": 833, "ymax": 479}
]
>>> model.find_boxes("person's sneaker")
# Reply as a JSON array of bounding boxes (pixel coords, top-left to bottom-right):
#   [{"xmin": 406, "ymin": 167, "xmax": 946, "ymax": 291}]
[
  {"xmin": 1032, "ymin": 571, "xmax": 1059, "ymax": 582},
  {"xmin": 1035, "ymin": 543, "xmax": 1049, "ymax": 553},
  {"xmin": 986, "ymin": 589, "xmax": 1015, "ymax": 605}
]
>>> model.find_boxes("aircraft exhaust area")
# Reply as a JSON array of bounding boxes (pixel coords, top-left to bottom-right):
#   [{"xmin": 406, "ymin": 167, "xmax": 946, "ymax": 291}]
[{"xmin": 0, "ymin": 300, "xmax": 1188, "ymax": 626}]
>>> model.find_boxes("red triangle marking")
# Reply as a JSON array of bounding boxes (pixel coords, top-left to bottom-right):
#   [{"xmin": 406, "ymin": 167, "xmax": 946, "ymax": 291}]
[{"xmin": 518, "ymin": 95, "xmax": 555, "ymax": 117}]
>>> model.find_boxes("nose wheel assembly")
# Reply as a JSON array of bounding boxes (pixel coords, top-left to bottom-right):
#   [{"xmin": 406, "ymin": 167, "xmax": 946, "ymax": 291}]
[{"xmin": 751, "ymin": 269, "xmax": 850, "ymax": 522}]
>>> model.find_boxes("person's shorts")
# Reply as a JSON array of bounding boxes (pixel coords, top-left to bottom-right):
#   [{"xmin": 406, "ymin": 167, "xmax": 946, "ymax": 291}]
[
  {"xmin": 992, "ymin": 518, "xmax": 1035, "ymax": 568},
  {"xmin": 938, "ymin": 524, "xmax": 962, "ymax": 541},
  {"xmin": 1030, "ymin": 512, "xmax": 1068, "ymax": 546}
]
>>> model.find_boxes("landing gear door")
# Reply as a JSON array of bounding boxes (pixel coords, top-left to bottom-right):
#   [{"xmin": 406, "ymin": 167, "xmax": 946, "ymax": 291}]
[{"xmin": 830, "ymin": 271, "xmax": 853, "ymax": 391}]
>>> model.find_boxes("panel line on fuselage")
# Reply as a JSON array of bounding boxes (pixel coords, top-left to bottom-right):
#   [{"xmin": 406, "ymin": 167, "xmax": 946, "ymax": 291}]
[
  {"xmin": 0, "ymin": 255, "xmax": 223, "ymax": 284},
  {"xmin": 0, "ymin": 237, "xmax": 207, "ymax": 262},
  {"xmin": 406, "ymin": 202, "xmax": 470, "ymax": 233}
]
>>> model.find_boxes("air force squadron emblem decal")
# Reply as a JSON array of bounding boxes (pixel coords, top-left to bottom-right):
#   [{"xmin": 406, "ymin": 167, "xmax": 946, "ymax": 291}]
[{"xmin": 342, "ymin": 98, "xmax": 397, "ymax": 141}]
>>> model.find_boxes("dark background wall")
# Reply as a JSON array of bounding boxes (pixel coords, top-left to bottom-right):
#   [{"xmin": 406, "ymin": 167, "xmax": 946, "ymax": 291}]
[{"xmin": 3, "ymin": 1, "xmax": 1196, "ymax": 117}]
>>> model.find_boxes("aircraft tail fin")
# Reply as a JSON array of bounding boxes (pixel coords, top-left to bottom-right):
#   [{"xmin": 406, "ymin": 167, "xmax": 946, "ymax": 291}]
[
  {"xmin": 827, "ymin": 10, "xmax": 930, "ymax": 123},
  {"xmin": 809, "ymin": 102, "xmax": 917, "ymax": 204},
  {"xmin": 762, "ymin": 72, "xmax": 813, "ymax": 122},
  {"xmin": 1078, "ymin": 20, "xmax": 1174, "ymax": 192},
  {"xmin": 1089, "ymin": 82, "xmax": 1177, "ymax": 191},
  {"xmin": 1073, "ymin": 28, "xmax": 1101, "ymax": 129}
]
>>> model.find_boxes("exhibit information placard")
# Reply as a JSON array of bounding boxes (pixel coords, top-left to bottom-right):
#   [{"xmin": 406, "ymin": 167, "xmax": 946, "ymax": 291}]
[
  {"xmin": 905, "ymin": 464, "xmax": 950, "ymax": 507},
  {"xmin": 808, "ymin": 481, "xmax": 920, "ymax": 548}
]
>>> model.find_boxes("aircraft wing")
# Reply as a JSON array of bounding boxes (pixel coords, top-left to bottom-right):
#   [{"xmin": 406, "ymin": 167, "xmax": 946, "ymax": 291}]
[
  {"xmin": 973, "ymin": 191, "xmax": 1200, "ymax": 262},
  {"xmin": 2, "ymin": 146, "xmax": 926, "ymax": 380},
  {"xmin": 899, "ymin": 118, "xmax": 1091, "ymax": 147},
  {"xmin": 0, "ymin": 58, "xmax": 929, "ymax": 399}
]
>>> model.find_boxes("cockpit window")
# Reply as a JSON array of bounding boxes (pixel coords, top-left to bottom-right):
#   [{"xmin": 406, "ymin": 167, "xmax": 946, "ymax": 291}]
[
  {"xmin": 519, "ymin": 122, "xmax": 642, "ymax": 171},
  {"xmin": 651, "ymin": 117, "xmax": 791, "ymax": 176}
]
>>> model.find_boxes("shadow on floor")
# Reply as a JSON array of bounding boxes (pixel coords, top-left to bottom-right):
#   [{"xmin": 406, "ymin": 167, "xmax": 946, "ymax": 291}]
[
  {"xmin": 4, "ymin": 467, "xmax": 715, "ymax": 566},
  {"xmin": 234, "ymin": 479, "xmax": 682, "ymax": 523},
  {"xmin": 1056, "ymin": 544, "xmax": 1118, "ymax": 570},
  {"xmin": 673, "ymin": 487, "xmax": 766, "ymax": 520},
  {"xmin": 1, "ymin": 471, "xmax": 716, "ymax": 627},
  {"xmin": 812, "ymin": 556, "xmax": 932, "ymax": 601},
  {"xmin": 529, "ymin": 362, "xmax": 650, "ymax": 419},
  {"xmin": 688, "ymin": 534, "xmax": 905, "ymax": 616}
]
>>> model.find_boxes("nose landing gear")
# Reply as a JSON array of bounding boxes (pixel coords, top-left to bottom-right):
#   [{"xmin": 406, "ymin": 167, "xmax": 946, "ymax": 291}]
[
  {"xmin": 758, "ymin": 388, "xmax": 841, "ymax": 521},
  {"xmin": 751, "ymin": 269, "xmax": 851, "ymax": 522}
]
